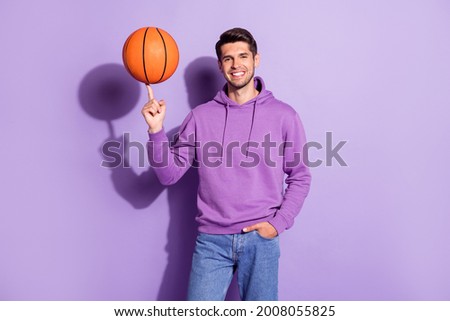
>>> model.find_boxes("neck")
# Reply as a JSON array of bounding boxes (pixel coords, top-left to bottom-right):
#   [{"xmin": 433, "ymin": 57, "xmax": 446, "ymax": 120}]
[{"xmin": 227, "ymin": 78, "xmax": 259, "ymax": 105}]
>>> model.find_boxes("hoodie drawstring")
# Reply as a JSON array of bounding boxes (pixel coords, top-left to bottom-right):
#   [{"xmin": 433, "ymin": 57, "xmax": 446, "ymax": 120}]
[
  {"xmin": 221, "ymin": 103, "xmax": 229, "ymax": 158},
  {"xmin": 245, "ymin": 100, "xmax": 257, "ymax": 157}
]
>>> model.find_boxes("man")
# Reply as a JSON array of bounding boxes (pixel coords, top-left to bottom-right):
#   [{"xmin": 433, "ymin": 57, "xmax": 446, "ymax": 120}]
[{"xmin": 142, "ymin": 28, "xmax": 311, "ymax": 300}]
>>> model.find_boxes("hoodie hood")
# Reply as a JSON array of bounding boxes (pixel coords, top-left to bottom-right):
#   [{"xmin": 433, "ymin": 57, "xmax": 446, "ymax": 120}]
[{"xmin": 213, "ymin": 76, "xmax": 274, "ymax": 157}]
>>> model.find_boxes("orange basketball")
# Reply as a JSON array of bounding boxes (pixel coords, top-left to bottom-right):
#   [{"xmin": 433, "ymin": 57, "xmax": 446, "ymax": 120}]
[{"xmin": 122, "ymin": 27, "xmax": 179, "ymax": 84}]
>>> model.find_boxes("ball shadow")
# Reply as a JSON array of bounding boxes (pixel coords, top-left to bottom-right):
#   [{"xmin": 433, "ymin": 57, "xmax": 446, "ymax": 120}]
[{"xmin": 79, "ymin": 63, "xmax": 139, "ymax": 120}]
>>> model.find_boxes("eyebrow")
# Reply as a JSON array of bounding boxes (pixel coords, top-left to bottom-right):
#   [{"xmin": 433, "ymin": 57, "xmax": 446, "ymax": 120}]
[{"xmin": 221, "ymin": 52, "xmax": 250, "ymax": 60}]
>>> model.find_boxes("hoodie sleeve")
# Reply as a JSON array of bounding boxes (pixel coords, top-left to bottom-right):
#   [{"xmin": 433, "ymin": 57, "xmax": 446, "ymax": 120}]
[
  {"xmin": 268, "ymin": 112, "xmax": 312, "ymax": 234},
  {"xmin": 146, "ymin": 112, "xmax": 196, "ymax": 186}
]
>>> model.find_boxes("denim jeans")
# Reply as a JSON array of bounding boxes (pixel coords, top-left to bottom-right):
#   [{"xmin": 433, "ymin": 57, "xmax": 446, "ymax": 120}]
[{"xmin": 187, "ymin": 231, "xmax": 280, "ymax": 301}]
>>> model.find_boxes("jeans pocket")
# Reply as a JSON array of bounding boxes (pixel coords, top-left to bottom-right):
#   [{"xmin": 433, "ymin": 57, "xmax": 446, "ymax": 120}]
[{"xmin": 254, "ymin": 230, "xmax": 278, "ymax": 241}]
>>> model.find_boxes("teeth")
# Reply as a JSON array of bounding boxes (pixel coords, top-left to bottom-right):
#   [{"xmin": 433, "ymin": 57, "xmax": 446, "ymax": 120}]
[{"xmin": 232, "ymin": 72, "xmax": 244, "ymax": 76}]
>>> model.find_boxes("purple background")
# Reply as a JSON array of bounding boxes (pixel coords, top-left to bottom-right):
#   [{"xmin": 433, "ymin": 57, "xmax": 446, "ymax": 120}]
[{"xmin": 1, "ymin": 0, "xmax": 449, "ymax": 300}]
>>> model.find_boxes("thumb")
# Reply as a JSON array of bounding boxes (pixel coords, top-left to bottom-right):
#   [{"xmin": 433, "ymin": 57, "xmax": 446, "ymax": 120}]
[{"xmin": 243, "ymin": 223, "xmax": 261, "ymax": 233}]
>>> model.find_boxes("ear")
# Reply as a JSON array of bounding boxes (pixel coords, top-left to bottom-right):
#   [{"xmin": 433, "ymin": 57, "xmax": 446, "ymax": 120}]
[
  {"xmin": 254, "ymin": 53, "xmax": 260, "ymax": 68},
  {"xmin": 217, "ymin": 59, "xmax": 223, "ymax": 72}
]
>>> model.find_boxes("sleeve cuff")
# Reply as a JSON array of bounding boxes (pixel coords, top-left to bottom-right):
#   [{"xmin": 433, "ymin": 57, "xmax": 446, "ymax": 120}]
[
  {"xmin": 268, "ymin": 212, "xmax": 289, "ymax": 235},
  {"xmin": 148, "ymin": 127, "xmax": 167, "ymax": 142}
]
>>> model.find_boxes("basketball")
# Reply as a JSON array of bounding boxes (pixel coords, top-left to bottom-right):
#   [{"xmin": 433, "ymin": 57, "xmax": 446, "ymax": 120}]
[{"xmin": 122, "ymin": 27, "xmax": 179, "ymax": 84}]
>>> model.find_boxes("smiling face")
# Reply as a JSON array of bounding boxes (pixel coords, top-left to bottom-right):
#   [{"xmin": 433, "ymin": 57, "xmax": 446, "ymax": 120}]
[{"xmin": 218, "ymin": 41, "xmax": 260, "ymax": 91}]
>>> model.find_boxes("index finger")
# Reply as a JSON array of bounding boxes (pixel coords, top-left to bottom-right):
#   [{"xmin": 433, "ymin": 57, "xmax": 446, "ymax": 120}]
[{"xmin": 146, "ymin": 84, "xmax": 154, "ymax": 101}]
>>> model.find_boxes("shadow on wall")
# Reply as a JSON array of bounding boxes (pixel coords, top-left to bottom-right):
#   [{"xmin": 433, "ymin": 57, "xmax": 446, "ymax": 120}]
[
  {"xmin": 79, "ymin": 63, "xmax": 166, "ymax": 208},
  {"xmin": 78, "ymin": 57, "xmax": 240, "ymax": 300}
]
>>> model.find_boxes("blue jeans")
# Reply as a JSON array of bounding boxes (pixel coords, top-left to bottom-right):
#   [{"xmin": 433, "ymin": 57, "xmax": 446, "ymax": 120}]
[{"xmin": 187, "ymin": 231, "xmax": 280, "ymax": 301}]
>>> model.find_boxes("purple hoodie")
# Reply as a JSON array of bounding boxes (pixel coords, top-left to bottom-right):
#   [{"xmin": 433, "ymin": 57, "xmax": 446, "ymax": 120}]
[{"xmin": 147, "ymin": 77, "xmax": 311, "ymax": 234}]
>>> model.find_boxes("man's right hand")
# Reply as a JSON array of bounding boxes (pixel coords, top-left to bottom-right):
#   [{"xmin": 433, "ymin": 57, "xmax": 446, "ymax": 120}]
[{"xmin": 141, "ymin": 84, "xmax": 166, "ymax": 133}]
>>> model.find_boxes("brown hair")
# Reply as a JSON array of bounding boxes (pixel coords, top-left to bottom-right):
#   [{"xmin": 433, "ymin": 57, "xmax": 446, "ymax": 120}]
[{"xmin": 215, "ymin": 27, "xmax": 258, "ymax": 60}]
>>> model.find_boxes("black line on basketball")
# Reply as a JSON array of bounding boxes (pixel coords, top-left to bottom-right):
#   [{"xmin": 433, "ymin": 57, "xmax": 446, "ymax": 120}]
[
  {"xmin": 142, "ymin": 27, "xmax": 150, "ymax": 84},
  {"xmin": 156, "ymin": 28, "xmax": 168, "ymax": 83}
]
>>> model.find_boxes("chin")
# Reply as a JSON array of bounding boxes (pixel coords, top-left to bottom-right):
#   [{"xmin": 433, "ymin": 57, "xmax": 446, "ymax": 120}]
[{"xmin": 229, "ymin": 78, "xmax": 252, "ymax": 90}]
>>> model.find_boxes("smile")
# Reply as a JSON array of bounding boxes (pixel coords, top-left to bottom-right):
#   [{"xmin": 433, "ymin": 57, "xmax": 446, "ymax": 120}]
[{"xmin": 230, "ymin": 71, "xmax": 245, "ymax": 78}]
